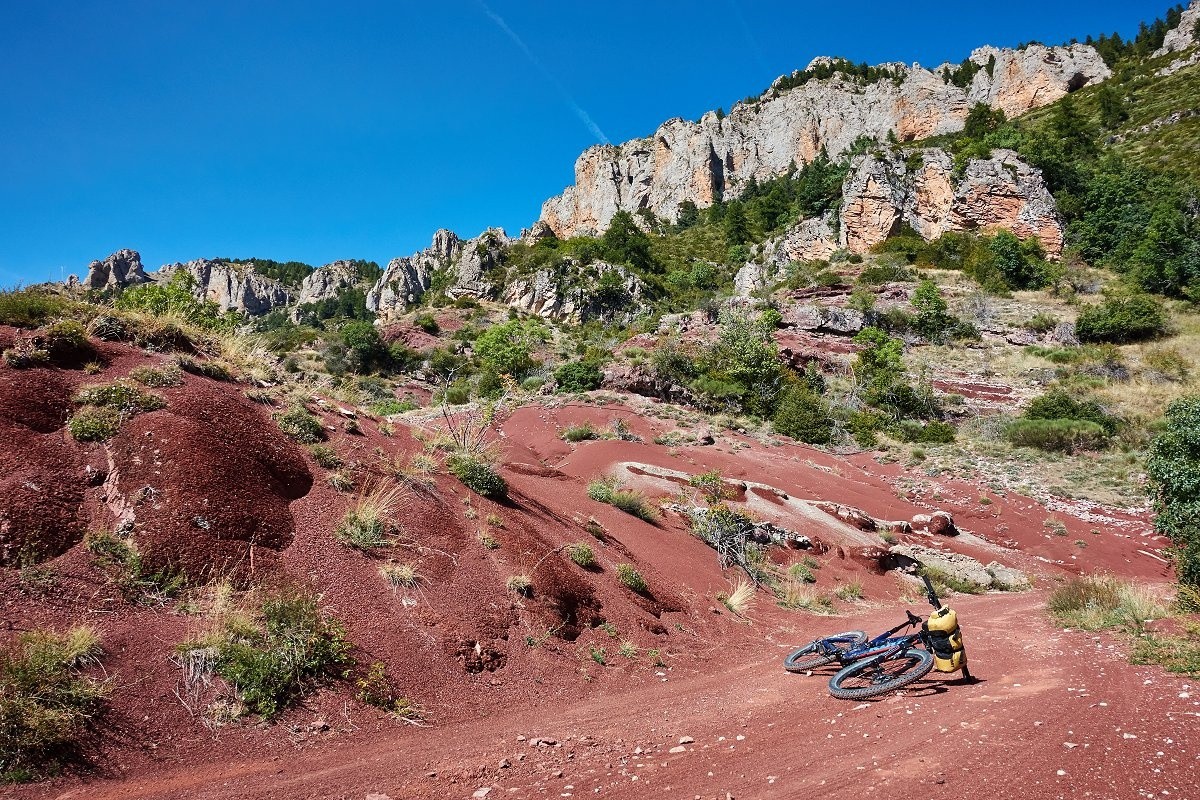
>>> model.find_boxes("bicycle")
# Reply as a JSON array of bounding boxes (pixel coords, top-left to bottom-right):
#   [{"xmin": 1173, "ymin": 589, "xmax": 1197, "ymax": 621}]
[{"xmin": 783, "ymin": 575, "xmax": 971, "ymax": 700}]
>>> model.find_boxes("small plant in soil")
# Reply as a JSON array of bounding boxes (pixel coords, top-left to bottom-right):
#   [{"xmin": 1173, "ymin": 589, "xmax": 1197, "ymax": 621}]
[
  {"xmin": 448, "ymin": 454, "xmax": 507, "ymax": 500},
  {"xmin": 479, "ymin": 533, "xmax": 500, "ymax": 550},
  {"xmin": 128, "ymin": 363, "xmax": 183, "ymax": 388},
  {"xmin": 835, "ymin": 581, "xmax": 864, "ymax": 601},
  {"xmin": 336, "ymin": 483, "xmax": 404, "ymax": 551},
  {"xmin": 274, "ymin": 404, "xmax": 326, "ymax": 444},
  {"xmin": 618, "ymin": 641, "xmax": 638, "ymax": 659},
  {"xmin": 0, "ymin": 626, "xmax": 109, "ymax": 782},
  {"xmin": 355, "ymin": 662, "xmax": 422, "ymax": 723},
  {"xmin": 777, "ymin": 582, "xmax": 835, "ymax": 614},
  {"xmin": 588, "ymin": 645, "xmax": 606, "ymax": 665},
  {"xmin": 310, "ymin": 444, "xmax": 343, "ymax": 469},
  {"xmin": 919, "ymin": 565, "xmax": 986, "ymax": 596},
  {"xmin": 506, "ymin": 574, "xmax": 532, "ymax": 596},
  {"xmin": 561, "ymin": 421, "xmax": 599, "ymax": 442},
  {"xmin": 1047, "ymin": 575, "xmax": 1168, "ymax": 632},
  {"xmin": 584, "ymin": 517, "xmax": 606, "ymax": 539},
  {"xmin": 616, "ymin": 564, "xmax": 648, "ymax": 593},
  {"xmin": 66, "ymin": 406, "xmax": 123, "ymax": 442},
  {"xmin": 379, "ymin": 562, "xmax": 421, "ymax": 590},
  {"xmin": 719, "ymin": 577, "xmax": 756, "ymax": 615},
  {"xmin": 485, "ymin": 514, "xmax": 504, "ymax": 528},
  {"xmin": 327, "ymin": 470, "xmax": 355, "ymax": 492},
  {"xmin": 566, "ymin": 542, "xmax": 596, "ymax": 569},
  {"xmin": 178, "ymin": 586, "xmax": 353, "ymax": 721},
  {"xmin": 646, "ymin": 648, "xmax": 665, "ymax": 668},
  {"xmin": 788, "ymin": 562, "xmax": 816, "ymax": 584},
  {"xmin": 86, "ymin": 531, "xmax": 185, "ymax": 604},
  {"xmin": 76, "ymin": 381, "xmax": 167, "ymax": 415},
  {"xmin": 588, "ymin": 476, "xmax": 659, "ymax": 523},
  {"xmin": 689, "ymin": 469, "xmax": 733, "ymax": 504}
]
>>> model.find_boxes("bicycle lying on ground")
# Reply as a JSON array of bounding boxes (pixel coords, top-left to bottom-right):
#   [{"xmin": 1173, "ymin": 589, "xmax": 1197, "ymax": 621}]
[{"xmin": 783, "ymin": 575, "xmax": 971, "ymax": 700}]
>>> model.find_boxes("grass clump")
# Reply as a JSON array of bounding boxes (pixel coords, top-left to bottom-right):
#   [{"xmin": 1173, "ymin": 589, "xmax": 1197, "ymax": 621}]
[
  {"xmin": 919, "ymin": 565, "xmax": 987, "ymax": 596},
  {"xmin": 1047, "ymin": 575, "xmax": 1168, "ymax": 632},
  {"xmin": 561, "ymin": 421, "xmax": 600, "ymax": 442},
  {"xmin": 309, "ymin": 444, "xmax": 343, "ymax": 469},
  {"xmin": 66, "ymin": 406, "xmax": 122, "ymax": 442},
  {"xmin": 587, "ymin": 476, "xmax": 658, "ymax": 522},
  {"xmin": 274, "ymin": 404, "xmax": 326, "ymax": 444},
  {"xmin": 447, "ymin": 453, "xmax": 508, "ymax": 499},
  {"xmin": 718, "ymin": 578, "xmax": 756, "ymax": 616},
  {"xmin": 1, "ymin": 339, "xmax": 50, "ymax": 368},
  {"xmin": 1131, "ymin": 622, "xmax": 1200, "ymax": 677},
  {"xmin": 86, "ymin": 531, "xmax": 185, "ymax": 603},
  {"xmin": 776, "ymin": 583, "xmax": 835, "ymax": 614},
  {"xmin": 336, "ymin": 484, "xmax": 404, "ymax": 551},
  {"xmin": 506, "ymin": 574, "xmax": 532, "ymax": 596},
  {"xmin": 180, "ymin": 588, "xmax": 353, "ymax": 720},
  {"xmin": 787, "ymin": 562, "xmax": 816, "ymax": 583},
  {"xmin": 588, "ymin": 645, "xmax": 606, "ymax": 665},
  {"xmin": 128, "ymin": 363, "xmax": 183, "ymax": 388},
  {"xmin": 76, "ymin": 381, "xmax": 167, "ymax": 415},
  {"xmin": 835, "ymin": 581, "xmax": 864, "ymax": 601},
  {"xmin": 379, "ymin": 562, "xmax": 420, "ymax": 590},
  {"xmin": 615, "ymin": 564, "xmax": 648, "ymax": 594},
  {"xmin": 0, "ymin": 289, "xmax": 70, "ymax": 328},
  {"xmin": 0, "ymin": 627, "xmax": 108, "ymax": 782},
  {"xmin": 566, "ymin": 542, "xmax": 597, "ymax": 569},
  {"xmin": 355, "ymin": 661, "xmax": 421, "ymax": 721}
]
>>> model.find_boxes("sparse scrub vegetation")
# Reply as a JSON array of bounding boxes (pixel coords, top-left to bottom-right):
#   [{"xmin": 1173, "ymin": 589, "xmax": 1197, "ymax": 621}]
[
  {"xmin": 336, "ymin": 483, "xmax": 404, "ymax": 551},
  {"xmin": 919, "ymin": 565, "xmax": 986, "ymax": 596},
  {"xmin": 86, "ymin": 531, "xmax": 185, "ymax": 603},
  {"xmin": 718, "ymin": 578, "xmax": 756, "ymax": 615},
  {"xmin": 615, "ymin": 564, "xmax": 648, "ymax": 593},
  {"xmin": 566, "ymin": 542, "xmax": 597, "ymax": 569},
  {"xmin": 587, "ymin": 475, "xmax": 658, "ymax": 522},
  {"xmin": 447, "ymin": 453, "xmax": 508, "ymax": 499},
  {"xmin": 1047, "ymin": 575, "xmax": 1168, "ymax": 632},
  {"xmin": 506, "ymin": 574, "xmax": 532, "ymax": 596},
  {"xmin": 0, "ymin": 627, "xmax": 108, "ymax": 781},
  {"xmin": 274, "ymin": 404, "xmax": 326, "ymax": 443}
]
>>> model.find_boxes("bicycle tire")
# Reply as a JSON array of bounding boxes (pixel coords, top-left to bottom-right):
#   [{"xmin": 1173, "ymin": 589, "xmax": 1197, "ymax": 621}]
[
  {"xmin": 783, "ymin": 630, "xmax": 868, "ymax": 673},
  {"xmin": 827, "ymin": 647, "xmax": 934, "ymax": 700}
]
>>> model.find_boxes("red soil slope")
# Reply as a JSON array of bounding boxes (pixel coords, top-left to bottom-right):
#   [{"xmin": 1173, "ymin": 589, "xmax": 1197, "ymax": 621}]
[{"xmin": 1, "ymin": 334, "xmax": 1187, "ymax": 799}]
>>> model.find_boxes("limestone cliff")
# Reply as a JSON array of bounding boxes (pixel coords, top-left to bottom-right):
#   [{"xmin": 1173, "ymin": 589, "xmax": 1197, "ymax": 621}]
[
  {"xmin": 1156, "ymin": 0, "xmax": 1200, "ymax": 56},
  {"xmin": 155, "ymin": 260, "xmax": 292, "ymax": 315},
  {"xmin": 80, "ymin": 249, "xmax": 150, "ymax": 291},
  {"xmin": 540, "ymin": 45, "xmax": 1108, "ymax": 238}
]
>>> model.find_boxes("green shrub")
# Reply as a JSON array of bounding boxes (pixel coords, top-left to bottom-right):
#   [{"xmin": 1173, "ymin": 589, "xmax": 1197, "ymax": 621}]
[
  {"xmin": 1, "ymin": 340, "xmax": 50, "ymax": 368},
  {"xmin": 1024, "ymin": 312, "xmax": 1058, "ymax": 333},
  {"xmin": 355, "ymin": 661, "xmax": 420, "ymax": 720},
  {"xmin": 562, "ymin": 421, "xmax": 599, "ymax": 442},
  {"xmin": 0, "ymin": 627, "xmax": 108, "ymax": 781},
  {"xmin": 0, "ymin": 289, "xmax": 69, "ymax": 328},
  {"xmin": 788, "ymin": 562, "xmax": 816, "ymax": 583},
  {"xmin": 898, "ymin": 420, "xmax": 957, "ymax": 444},
  {"xmin": 610, "ymin": 489, "xmax": 659, "ymax": 522},
  {"xmin": 413, "ymin": 313, "xmax": 440, "ymax": 334},
  {"xmin": 275, "ymin": 405, "xmax": 326, "ymax": 444},
  {"xmin": 310, "ymin": 445, "xmax": 343, "ymax": 469},
  {"xmin": 1006, "ymin": 418, "xmax": 1107, "ymax": 453},
  {"xmin": 66, "ymin": 407, "xmax": 123, "ymax": 442},
  {"xmin": 448, "ymin": 454, "xmax": 508, "ymax": 499},
  {"xmin": 41, "ymin": 321, "xmax": 93, "ymax": 364},
  {"xmin": 1024, "ymin": 389, "xmax": 1119, "ymax": 435},
  {"xmin": 1075, "ymin": 295, "xmax": 1167, "ymax": 344},
  {"xmin": 919, "ymin": 565, "xmax": 986, "ymax": 596},
  {"xmin": 443, "ymin": 385, "xmax": 470, "ymax": 406},
  {"xmin": 1047, "ymin": 575, "xmax": 1167, "ymax": 632},
  {"xmin": 615, "ymin": 564, "xmax": 648, "ymax": 593},
  {"xmin": 554, "ymin": 360, "xmax": 603, "ymax": 393},
  {"xmin": 371, "ymin": 397, "xmax": 419, "ymax": 416},
  {"xmin": 184, "ymin": 590, "xmax": 353, "ymax": 720},
  {"xmin": 772, "ymin": 385, "xmax": 834, "ymax": 444},
  {"xmin": 128, "ymin": 363, "xmax": 183, "ymax": 388},
  {"xmin": 176, "ymin": 355, "xmax": 233, "ymax": 381},
  {"xmin": 566, "ymin": 543, "xmax": 597, "ymax": 569},
  {"xmin": 76, "ymin": 382, "xmax": 167, "ymax": 415},
  {"xmin": 587, "ymin": 477, "xmax": 616, "ymax": 503},
  {"xmin": 1146, "ymin": 396, "xmax": 1200, "ymax": 592}
]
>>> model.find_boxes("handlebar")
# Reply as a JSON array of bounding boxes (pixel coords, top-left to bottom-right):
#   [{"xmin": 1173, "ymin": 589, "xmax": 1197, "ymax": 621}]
[
  {"xmin": 922, "ymin": 575, "xmax": 942, "ymax": 609},
  {"xmin": 906, "ymin": 610, "xmax": 922, "ymax": 626}
]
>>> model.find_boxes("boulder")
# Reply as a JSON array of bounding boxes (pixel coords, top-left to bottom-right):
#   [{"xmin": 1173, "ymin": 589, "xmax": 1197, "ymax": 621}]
[
  {"xmin": 813, "ymin": 501, "xmax": 878, "ymax": 532},
  {"xmin": 889, "ymin": 544, "xmax": 992, "ymax": 589}
]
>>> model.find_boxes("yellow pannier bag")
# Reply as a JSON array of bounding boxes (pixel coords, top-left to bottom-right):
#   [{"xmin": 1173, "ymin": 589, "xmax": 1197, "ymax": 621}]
[{"xmin": 923, "ymin": 605, "xmax": 967, "ymax": 673}]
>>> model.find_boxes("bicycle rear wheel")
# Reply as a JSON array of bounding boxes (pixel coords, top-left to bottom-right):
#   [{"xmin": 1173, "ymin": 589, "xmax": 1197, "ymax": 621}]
[
  {"xmin": 783, "ymin": 630, "xmax": 867, "ymax": 673},
  {"xmin": 827, "ymin": 647, "xmax": 933, "ymax": 699}
]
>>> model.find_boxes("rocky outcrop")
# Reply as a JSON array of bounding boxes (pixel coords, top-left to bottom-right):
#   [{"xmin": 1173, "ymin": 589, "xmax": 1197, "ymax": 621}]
[
  {"xmin": 501, "ymin": 260, "xmax": 646, "ymax": 321},
  {"xmin": 366, "ymin": 228, "xmax": 509, "ymax": 320},
  {"xmin": 734, "ymin": 215, "xmax": 839, "ymax": 295},
  {"xmin": 839, "ymin": 148, "xmax": 1064, "ymax": 257},
  {"xmin": 156, "ymin": 260, "xmax": 291, "ymax": 315},
  {"xmin": 81, "ymin": 249, "xmax": 150, "ymax": 291},
  {"xmin": 734, "ymin": 147, "xmax": 1063, "ymax": 295},
  {"xmin": 541, "ymin": 46, "xmax": 1108, "ymax": 238},
  {"xmin": 295, "ymin": 260, "xmax": 366, "ymax": 308},
  {"xmin": 1156, "ymin": 0, "xmax": 1200, "ymax": 56}
]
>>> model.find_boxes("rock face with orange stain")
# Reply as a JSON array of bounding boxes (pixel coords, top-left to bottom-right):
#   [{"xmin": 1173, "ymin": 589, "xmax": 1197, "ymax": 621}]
[
  {"xmin": 735, "ymin": 147, "xmax": 1063, "ymax": 295},
  {"xmin": 540, "ymin": 46, "xmax": 1108, "ymax": 238},
  {"xmin": 839, "ymin": 148, "xmax": 1064, "ymax": 256}
]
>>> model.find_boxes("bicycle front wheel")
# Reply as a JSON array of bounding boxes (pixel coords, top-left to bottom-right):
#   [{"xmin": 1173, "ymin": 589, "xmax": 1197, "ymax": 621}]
[
  {"xmin": 828, "ymin": 647, "xmax": 934, "ymax": 699},
  {"xmin": 784, "ymin": 630, "xmax": 867, "ymax": 673}
]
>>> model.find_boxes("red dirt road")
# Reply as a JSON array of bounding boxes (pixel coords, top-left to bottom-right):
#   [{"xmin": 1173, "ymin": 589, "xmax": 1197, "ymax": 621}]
[{"xmin": 33, "ymin": 591, "xmax": 1198, "ymax": 800}]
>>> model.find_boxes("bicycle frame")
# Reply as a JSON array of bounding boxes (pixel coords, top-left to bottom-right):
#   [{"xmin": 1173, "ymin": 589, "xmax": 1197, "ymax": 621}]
[{"xmin": 839, "ymin": 616, "xmax": 927, "ymax": 666}]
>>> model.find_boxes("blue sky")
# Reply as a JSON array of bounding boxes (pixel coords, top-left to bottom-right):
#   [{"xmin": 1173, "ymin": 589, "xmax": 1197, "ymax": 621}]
[{"xmin": 0, "ymin": 0, "xmax": 1172, "ymax": 285}]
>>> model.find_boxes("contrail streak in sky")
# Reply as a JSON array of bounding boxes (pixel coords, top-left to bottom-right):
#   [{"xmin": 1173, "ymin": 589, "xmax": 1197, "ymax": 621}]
[{"xmin": 477, "ymin": 1, "xmax": 610, "ymax": 144}]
